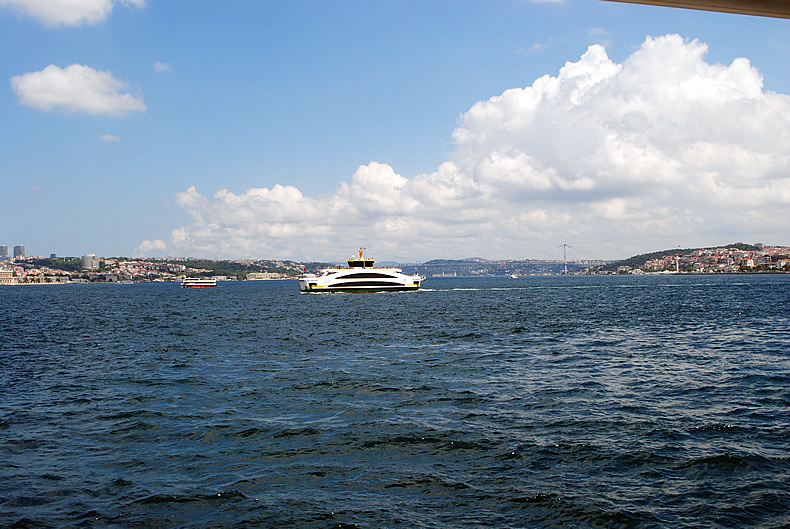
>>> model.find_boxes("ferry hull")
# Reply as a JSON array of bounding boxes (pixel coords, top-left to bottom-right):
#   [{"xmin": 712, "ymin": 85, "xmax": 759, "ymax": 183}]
[{"xmin": 299, "ymin": 282, "xmax": 420, "ymax": 293}]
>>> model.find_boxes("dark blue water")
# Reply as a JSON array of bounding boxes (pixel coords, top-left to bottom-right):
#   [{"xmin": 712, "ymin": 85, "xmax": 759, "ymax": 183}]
[{"xmin": 1, "ymin": 275, "xmax": 788, "ymax": 528}]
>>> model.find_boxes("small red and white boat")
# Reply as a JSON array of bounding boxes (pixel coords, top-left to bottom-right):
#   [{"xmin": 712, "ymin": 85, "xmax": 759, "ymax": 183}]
[{"xmin": 181, "ymin": 277, "xmax": 217, "ymax": 288}]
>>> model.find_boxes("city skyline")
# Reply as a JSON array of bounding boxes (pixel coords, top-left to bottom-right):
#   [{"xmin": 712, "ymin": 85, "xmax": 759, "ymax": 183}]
[
  {"xmin": 2, "ymin": 242, "xmax": 788, "ymax": 288},
  {"xmin": 3, "ymin": 1, "xmax": 789, "ymax": 262},
  {"xmin": 2, "ymin": 239, "xmax": 787, "ymax": 266}
]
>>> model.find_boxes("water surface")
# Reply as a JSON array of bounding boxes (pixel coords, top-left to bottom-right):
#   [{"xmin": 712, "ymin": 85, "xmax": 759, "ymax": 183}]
[{"xmin": 1, "ymin": 275, "xmax": 788, "ymax": 527}]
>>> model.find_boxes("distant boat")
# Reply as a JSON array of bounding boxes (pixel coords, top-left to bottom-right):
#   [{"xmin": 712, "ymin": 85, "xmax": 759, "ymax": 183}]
[
  {"xmin": 299, "ymin": 248, "xmax": 424, "ymax": 293},
  {"xmin": 510, "ymin": 274, "xmax": 518, "ymax": 279},
  {"xmin": 181, "ymin": 277, "xmax": 216, "ymax": 288}
]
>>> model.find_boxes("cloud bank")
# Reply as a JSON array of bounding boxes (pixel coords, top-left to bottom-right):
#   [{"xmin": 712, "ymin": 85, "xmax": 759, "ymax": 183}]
[
  {"xmin": 0, "ymin": 0, "xmax": 145, "ymax": 27},
  {"xmin": 11, "ymin": 64, "xmax": 146, "ymax": 116},
  {"xmin": 137, "ymin": 35, "xmax": 790, "ymax": 261}
]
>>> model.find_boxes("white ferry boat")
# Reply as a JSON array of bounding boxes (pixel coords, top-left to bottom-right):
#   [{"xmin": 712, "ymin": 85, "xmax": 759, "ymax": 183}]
[
  {"xmin": 299, "ymin": 249, "xmax": 424, "ymax": 293},
  {"xmin": 181, "ymin": 277, "xmax": 217, "ymax": 288}
]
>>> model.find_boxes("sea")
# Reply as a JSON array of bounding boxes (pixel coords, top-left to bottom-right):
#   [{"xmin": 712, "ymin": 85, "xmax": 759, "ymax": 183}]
[{"xmin": 1, "ymin": 274, "xmax": 788, "ymax": 528}]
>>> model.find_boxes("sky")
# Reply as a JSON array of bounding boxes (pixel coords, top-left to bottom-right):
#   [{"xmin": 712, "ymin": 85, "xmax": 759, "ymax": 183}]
[{"xmin": 2, "ymin": 0, "xmax": 788, "ymax": 263}]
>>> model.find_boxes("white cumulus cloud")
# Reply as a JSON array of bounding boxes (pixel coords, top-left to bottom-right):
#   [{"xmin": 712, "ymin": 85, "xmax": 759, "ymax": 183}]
[
  {"xmin": 133, "ymin": 239, "xmax": 166, "ymax": 257},
  {"xmin": 0, "ymin": 0, "xmax": 145, "ymax": 27},
  {"xmin": 138, "ymin": 34, "xmax": 790, "ymax": 261},
  {"xmin": 11, "ymin": 64, "xmax": 146, "ymax": 116}
]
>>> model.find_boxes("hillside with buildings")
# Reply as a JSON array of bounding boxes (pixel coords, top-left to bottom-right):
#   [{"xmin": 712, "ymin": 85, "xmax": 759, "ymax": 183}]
[
  {"xmin": 594, "ymin": 243, "xmax": 790, "ymax": 274},
  {"xmin": 0, "ymin": 254, "xmax": 311, "ymax": 284},
  {"xmin": 1, "ymin": 243, "xmax": 788, "ymax": 284}
]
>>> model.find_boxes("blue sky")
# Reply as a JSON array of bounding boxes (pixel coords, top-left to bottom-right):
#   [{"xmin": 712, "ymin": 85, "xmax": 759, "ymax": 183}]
[{"xmin": 2, "ymin": 0, "xmax": 788, "ymax": 262}]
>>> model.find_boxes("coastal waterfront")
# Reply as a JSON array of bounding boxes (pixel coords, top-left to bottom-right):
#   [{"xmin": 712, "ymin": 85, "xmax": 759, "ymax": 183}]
[
  {"xmin": 1, "ymin": 275, "xmax": 788, "ymax": 527},
  {"xmin": 1, "ymin": 243, "xmax": 788, "ymax": 283},
  {"xmin": 0, "ymin": 256, "xmax": 305, "ymax": 284}
]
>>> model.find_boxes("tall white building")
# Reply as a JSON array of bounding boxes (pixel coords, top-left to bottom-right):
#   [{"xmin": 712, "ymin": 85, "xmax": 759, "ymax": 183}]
[{"xmin": 82, "ymin": 254, "xmax": 100, "ymax": 270}]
